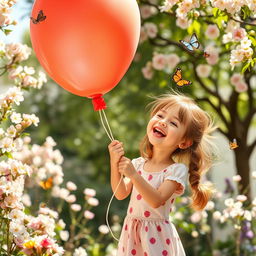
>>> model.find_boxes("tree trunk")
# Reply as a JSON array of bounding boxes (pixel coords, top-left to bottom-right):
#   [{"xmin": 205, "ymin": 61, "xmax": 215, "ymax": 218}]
[{"xmin": 234, "ymin": 144, "xmax": 251, "ymax": 199}]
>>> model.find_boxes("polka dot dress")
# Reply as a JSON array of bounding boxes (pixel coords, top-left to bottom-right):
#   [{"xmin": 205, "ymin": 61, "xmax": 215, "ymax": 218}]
[{"xmin": 117, "ymin": 157, "xmax": 188, "ymax": 256}]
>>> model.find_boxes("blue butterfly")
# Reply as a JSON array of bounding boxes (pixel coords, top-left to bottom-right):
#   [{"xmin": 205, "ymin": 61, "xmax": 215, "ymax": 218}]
[{"xmin": 179, "ymin": 33, "xmax": 200, "ymax": 52}]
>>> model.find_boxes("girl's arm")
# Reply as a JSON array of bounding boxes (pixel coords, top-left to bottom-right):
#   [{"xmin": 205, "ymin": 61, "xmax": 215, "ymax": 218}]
[
  {"xmin": 110, "ymin": 161, "xmax": 133, "ymax": 200},
  {"xmin": 119, "ymin": 156, "xmax": 179, "ymax": 208},
  {"xmin": 108, "ymin": 140, "xmax": 133, "ymax": 200}
]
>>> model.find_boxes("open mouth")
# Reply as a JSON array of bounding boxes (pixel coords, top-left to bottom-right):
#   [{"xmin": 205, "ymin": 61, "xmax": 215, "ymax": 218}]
[{"xmin": 153, "ymin": 127, "xmax": 166, "ymax": 137}]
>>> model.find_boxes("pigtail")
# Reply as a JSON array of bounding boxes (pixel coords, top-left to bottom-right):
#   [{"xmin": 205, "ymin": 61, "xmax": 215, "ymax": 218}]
[
  {"xmin": 189, "ymin": 145, "xmax": 213, "ymax": 211},
  {"xmin": 189, "ymin": 122, "xmax": 218, "ymax": 211}
]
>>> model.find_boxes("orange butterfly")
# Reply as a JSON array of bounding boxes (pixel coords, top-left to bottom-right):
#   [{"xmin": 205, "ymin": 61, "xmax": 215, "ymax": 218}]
[
  {"xmin": 229, "ymin": 139, "xmax": 238, "ymax": 150},
  {"xmin": 172, "ymin": 68, "xmax": 192, "ymax": 87},
  {"xmin": 39, "ymin": 177, "xmax": 53, "ymax": 190},
  {"xmin": 30, "ymin": 10, "xmax": 46, "ymax": 24},
  {"xmin": 203, "ymin": 51, "xmax": 210, "ymax": 58}
]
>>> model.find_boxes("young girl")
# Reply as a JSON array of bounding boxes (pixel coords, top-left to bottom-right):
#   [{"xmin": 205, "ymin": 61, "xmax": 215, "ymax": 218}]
[{"xmin": 108, "ymin": 92, "xmax": 217, "ymax": 256}]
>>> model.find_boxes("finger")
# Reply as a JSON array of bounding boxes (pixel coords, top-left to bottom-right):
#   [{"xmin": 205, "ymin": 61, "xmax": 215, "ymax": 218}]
[{"xmin": 113, "ymin": 144, "xmax": 123, "ymax": 150}]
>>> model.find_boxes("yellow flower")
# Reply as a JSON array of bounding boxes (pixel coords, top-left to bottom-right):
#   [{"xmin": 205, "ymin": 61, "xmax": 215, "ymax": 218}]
[{"xmin": 23, "ymin": 240, "xmax": 35, "ymax": 249}]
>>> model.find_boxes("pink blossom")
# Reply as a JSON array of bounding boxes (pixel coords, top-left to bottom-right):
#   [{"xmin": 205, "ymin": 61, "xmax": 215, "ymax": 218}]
[
  {"xmin": 235, "ymin": 81, "xmax": 248, "ymax": 93},
  {"xmin": 176, "ymin": 17, "xmax": 191, "ymax": 29},
  {"xmin": 152, "ymin": 53, "xmax": 166, "ymax": 70},
  {"xmin": 205, "ymin": 24, "xmax": 220, "ymax": 39},
  {"xmin": 142, "ymin": 62, "xmax": 154, "ymax": 80},
  {"xmin": 230, "ymin": 73, "xmax": 243, "ymax": 86},
  {"xmin": 40, "ymin": 237, "xmax": 53, "ymax": 248},
  {"xmin": 232, "ymin": 28, "xmax": 246, "ymax": 42}
]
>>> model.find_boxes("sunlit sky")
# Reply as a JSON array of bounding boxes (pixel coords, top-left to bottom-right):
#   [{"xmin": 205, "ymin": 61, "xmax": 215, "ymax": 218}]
[{"xmin": 2, "ymin": 0, "xmax": 31, "ymax": 43}]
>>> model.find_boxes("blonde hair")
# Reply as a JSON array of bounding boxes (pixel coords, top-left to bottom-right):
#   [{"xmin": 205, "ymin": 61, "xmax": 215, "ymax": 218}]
[{"xmin": 140, "ymin": 92, "xmax": 218, "ymax": 211}]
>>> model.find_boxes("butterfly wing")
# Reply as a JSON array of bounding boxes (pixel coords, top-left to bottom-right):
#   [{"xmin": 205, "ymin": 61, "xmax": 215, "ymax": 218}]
[
  {"xmin": 172, "ymin": 68, "xmax": 182, "ymax": 83},
  {"xmin": 230, "ymin": 139, "xmax": 238, "ymax": 149},
  {"xmin": 179, "ymin": 40, "xmax": 194, "ymax": 52},
  {"xmin": 190, "ymin": 33, "xmax": 200, "ymax": 49},
  {"xmin": 39, "ymin": 177, "xmax": 53, "ymax": 190},
  {"xmin": 38, "ymin": 10, "xmax": 46, "ymax": 22},
  {"xmin": 203, "ymin": 51, "xmax": 210, "ymax": 58},
  {"xmin": 177, "ymin": 79, "xmax": 192, "ymax": 87},
  {"xmin": 30, "ymin": 17, "xmax": 38, "ymax": 24}
]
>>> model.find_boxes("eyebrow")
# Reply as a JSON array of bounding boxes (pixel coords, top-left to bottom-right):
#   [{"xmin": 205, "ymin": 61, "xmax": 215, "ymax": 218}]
[{"xmin": 160, "ymin": 109, "xmax": 180, "ymax": 123}]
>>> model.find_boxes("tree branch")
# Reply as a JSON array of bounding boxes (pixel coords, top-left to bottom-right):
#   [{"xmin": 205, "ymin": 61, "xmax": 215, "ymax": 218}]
[
  {"xmin": 192, "ymin": 63, "xmax": 229, "ymax": 109},
  {"xmin": 248, "ymin": 137, "xmax": 256, "ymax": 156},
  {"xmin": 230, "ymin": 16, "xmax": 256, "ymax": 27},
  {"xmin": 197, "ymin": 97, "xmax": 230, "ymax": 132}
]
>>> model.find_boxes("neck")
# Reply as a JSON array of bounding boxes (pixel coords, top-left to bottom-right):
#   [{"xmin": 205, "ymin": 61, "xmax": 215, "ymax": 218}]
[{"xmin": 150, "ymin": 146, "xmax": 176, "ymax": 164}]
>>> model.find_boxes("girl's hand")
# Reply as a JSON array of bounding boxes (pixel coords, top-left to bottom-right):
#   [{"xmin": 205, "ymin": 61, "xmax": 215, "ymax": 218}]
[
  {"xmin": 108, "ymin": 140, "xmax": 124, "ymax": 164},
  {"xmin": 118, "ymin": 156, "xmax": 136, "ymax": 179}
]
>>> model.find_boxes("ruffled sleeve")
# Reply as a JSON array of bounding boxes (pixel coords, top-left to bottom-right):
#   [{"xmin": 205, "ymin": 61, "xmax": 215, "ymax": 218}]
[
  {"xmin": 131, "ymin": 157, "xmax": 144, "ymax": 172},
  {"xmin": 164, "ymin": 163, "xmax": 188, "ymax": 195}
]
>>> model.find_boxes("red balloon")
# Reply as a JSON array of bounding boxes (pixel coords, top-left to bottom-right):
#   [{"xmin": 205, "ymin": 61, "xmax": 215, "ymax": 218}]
[{"xmin": 30, "ymin": 0, "xmax": 140, "ymax": 100}]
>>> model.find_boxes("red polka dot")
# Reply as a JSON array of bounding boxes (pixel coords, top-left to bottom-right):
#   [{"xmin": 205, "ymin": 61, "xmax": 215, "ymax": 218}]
[
  {"xmin": 136, "ymin": 194, "xmax": 142, "ymax": 200},
  {"xmin": 125, "ymin": 224, "xmax": 128, "ymax": 230},
  {"xmin": 129, "ymin": 207, "xmax": 133, "ymax": 213},
  {"xmin": 166, "ymin": 238, "xmax": 170, "ymax": 245},
  {"xmin": 144, "ymin": 253, "xmax": 148, "ymax": 256},
  {"xmin": 164, "ymin": 169, "xmax": 167, "ymax": 172},
  {"xmin": 148, "ymin": 175, "xmax": 153, "ymax": 181},
  {"xmin": 171, "ymin": 198, "xmax": 174, "ymax": 203},
  {"xmin": 138, "ymin": 171, "xmax": 142, "ymax": 175},
  {"xmin": 150, "ymin": 237, "xmax": 156, "ymax": 244},
  {"xmin": 162, "ymin": 250, "xmax": 168, "ymax": 256},
  {"xmin": 165, "ymin": 220, "xmax": 169, "ymax": 224},
  {"xmin": 157, "ymin": 225, "xmax": 162, "ymax": 232},
  {"xmin": 131, "ymin": 249, "xmax": 136, "ymax": 255},
  {"xmin": 144, "ymin": 211, "xmax": 150, "ymax": 217},
  {"xmin": 145, "ymin": 226, "xmax": 148, "ymax": 232}
]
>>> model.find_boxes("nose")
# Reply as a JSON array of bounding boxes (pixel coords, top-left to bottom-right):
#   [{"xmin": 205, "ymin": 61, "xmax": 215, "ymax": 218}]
[{"xmin": 159, "ymin": 120, "xmax": 167, "ymax": 127}]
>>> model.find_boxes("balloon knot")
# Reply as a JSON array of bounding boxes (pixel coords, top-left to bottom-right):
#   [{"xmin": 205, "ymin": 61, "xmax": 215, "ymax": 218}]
[{"xmin": 92, "ymin": 95, "xmax": 107, "ymax": 111}]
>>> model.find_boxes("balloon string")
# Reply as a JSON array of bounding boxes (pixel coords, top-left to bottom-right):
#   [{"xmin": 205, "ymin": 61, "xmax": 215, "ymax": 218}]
[
  {"xmin": 102, "ymin": 109, "xmax": 114, "ymax": 141},
  {"xmin": 99, "ymin": 110, "xmax": 114, "ymax": 142},
  {"xmin": 98, "ymin": 109, "xmax": 122, "ymax": 242}
]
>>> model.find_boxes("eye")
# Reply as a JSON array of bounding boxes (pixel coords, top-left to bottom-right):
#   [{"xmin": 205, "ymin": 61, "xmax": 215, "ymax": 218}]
[
  {"xmin": 170, "ymin": 121, "xmax": 178, "ymax": 127},
  {"xmin": 157, "ymin": 114, "xmax": 163, "ymax": 118}
]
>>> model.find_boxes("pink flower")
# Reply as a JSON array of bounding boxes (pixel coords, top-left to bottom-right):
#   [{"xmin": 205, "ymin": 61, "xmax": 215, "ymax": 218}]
[
  {"xmin": 165, "ymin": 54, "xmax": 180, "ymax": 70},
  {"xmin": 84, "ymin": 210, "xmax": 95, "ymax": 219},
  {"xmin": 206, "ymin": 52, "xmax": 219, "ymax": 65},
  {"xmin": 196, "ymin": 64, "xmax": 212, "ymax": 78},
  {"xmin": 40, "ymin": 237, "xmax": 53, "ymax": 249},
  {"xmin": 235, "ymin": 81, "xmax": 248, "ymax": 93},
  {"xmin": 205, "ymin": 24, "xmax": 220, "ymax": 39},
  {"xmin": 152, "ymin": 53, "xmax": 166, "ymax": 70},
  {"xmin": 176, "ymin": 17, "xmax": 191, "ymax": 29},
  {"xmin": 232, "ymin": 28, "xmax": 246, "ymax": 42},
  {"xmin": 230, "ymin": 73, "xmax": 243, "ymax": 86},
  {"xmin": 142, "ymin": 62, "xmax": 154, "ymax": 80}
]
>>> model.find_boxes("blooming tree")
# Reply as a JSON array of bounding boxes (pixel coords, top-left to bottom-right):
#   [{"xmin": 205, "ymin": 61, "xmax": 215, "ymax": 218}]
[{"xmin": 138, "ymin": 0, "xmax": 256, "ymax": 197}]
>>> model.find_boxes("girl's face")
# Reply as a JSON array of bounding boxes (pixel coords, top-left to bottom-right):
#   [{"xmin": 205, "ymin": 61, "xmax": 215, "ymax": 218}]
[{"xmin": 147, "ymin": 105, "xmax": 188, "ymax": 151}]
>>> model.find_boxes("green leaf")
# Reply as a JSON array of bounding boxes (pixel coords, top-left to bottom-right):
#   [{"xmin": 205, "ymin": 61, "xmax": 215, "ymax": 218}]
[
  {"xmin": 20, "ymin": 132, "xmax": 30, "ymax": 138},
  {"xmin": 187, "ymin": 20, "xmax": 201, "ymax": 36},
  {"xmin": 242, "ymin": 61, "xmax": 251, "ymax": 73},
  {"xmin": 241, "ymin": 6, "xmax": 251, "ymax": 20},
  {"xmin": 3, "ymin": 152, "xmax": 13, "ymax": 159},
  {"xmin": 248, "ymin": 35, "xmax": 256, "ymax": 47},
  {"xmin": 3, "ymin": 29, "xmax": 12, "ymax": 35},
  {"xmin": 212, "ymin": 8, "xmax": 220, "ymax": 18}
]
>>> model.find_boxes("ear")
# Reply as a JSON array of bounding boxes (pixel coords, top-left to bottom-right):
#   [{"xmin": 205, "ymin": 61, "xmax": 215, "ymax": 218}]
[{"xmin": 179, "ymin": 139, "xmax": 193, "ymax": 150}]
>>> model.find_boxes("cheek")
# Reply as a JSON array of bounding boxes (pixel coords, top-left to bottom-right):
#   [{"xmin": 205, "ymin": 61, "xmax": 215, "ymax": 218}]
[{"xmin": 146, "ymin": 120, "xmax": 154, "ymax": 133}]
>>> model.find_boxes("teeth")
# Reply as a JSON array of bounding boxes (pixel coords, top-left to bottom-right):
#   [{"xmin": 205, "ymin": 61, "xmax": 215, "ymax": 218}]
[{"xmin": 154, "ymin": 127, "xmax": 165, "ymax": 136}]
